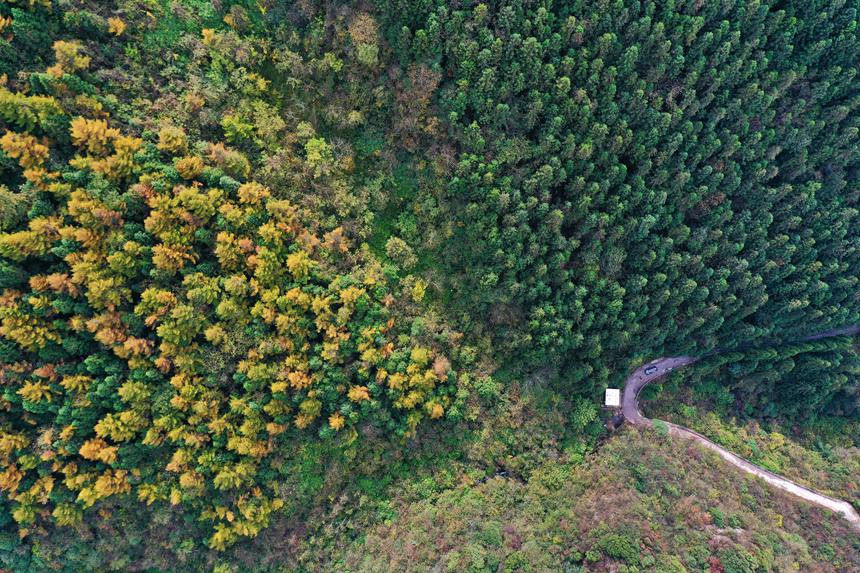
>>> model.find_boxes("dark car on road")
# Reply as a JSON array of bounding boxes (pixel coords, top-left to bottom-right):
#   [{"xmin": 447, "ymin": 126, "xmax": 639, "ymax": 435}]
[{"xmin": 644, "ymin": 365, "xmax": 658, "ymax": 375}]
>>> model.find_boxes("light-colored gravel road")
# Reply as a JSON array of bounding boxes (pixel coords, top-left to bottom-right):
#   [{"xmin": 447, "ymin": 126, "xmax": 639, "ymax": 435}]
[{"xmin": 621, "ymin": 330, "xmax": 860, "ymax": 532}]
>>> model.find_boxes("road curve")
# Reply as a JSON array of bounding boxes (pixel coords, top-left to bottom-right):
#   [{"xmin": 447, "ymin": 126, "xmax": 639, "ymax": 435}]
[{"xmin": 621, "ymin": 334, "xmax": 860, "ymax": 532}]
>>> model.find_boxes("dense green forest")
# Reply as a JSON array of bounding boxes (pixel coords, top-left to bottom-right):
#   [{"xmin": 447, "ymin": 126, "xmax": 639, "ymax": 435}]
[
  {"xmin": 377, "ymin": 0, "xmax": 860, "ymax": 397},
  {"xmin": 1, "ymin": 1, "xmax": 859, "ymax": 571}
]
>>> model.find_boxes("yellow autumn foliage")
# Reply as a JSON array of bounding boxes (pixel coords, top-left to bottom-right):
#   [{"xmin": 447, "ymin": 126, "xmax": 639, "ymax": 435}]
[
  {"xmin": 94, "ymin": 411, "xmax": 145, "ymax": 442},
  {"xmin": 347, "ymin": 385, "xmax": 370, "ymax": 402},
  {"xmin": 427, "ymin": 402, "xmax": 445, "ymax": 419},
  {"xmin": 107, "ymin": 17, "xmax": 127, "ymax": 36},
  {"xmin": 0, "ymin": 432, "xmax": 29, "ymax": 458},
  {"xmin": 328, "ymin": 412, "xmax": 345, "ymax": 430},
  {"xmin": 0, "ymin": 131, "xmax": 49, "ymax": 169},
  {"xmin": 237, "ymin": 181, "xmax": 271, "ymax": 205},
  {"xmin": 0, "ymin": 299, "xmax": 61, "ymax": 351},
  {"xmin": 0, "ymin": 461, "xmax": 24, "ymax": 494},
  {"xmin": 0, "ymin": 46, "xmax": 458, "ymax": 552},
  {"xmin": 70, "ymin": 117, "xmax": 119, "ymax": 154},
  {"xmin": 18, "ymin": 381, "xmax": 53, "ymax": 403},
  {"xmin": 77, "ymin": 470, "xmax": 131, "ymax": 507},
  {"xmin": 156, "ymin": 125, "xmax": 188, "ymax": 153},
  {"xmin": 286, "ymin": 250, "xmax": 313, "ymax": 279},
  {"xmin": 48, "ymin": 40, "xmax": 90, "ymax": 77},
  {"xmin": 79, "ymin": 438, "xmax": 118, "ymax": 464},
  {"xmin": 340, "ymin": 286, "xmax": 366, "ymax": 305},
  {"xmin": 52, "ymin": 503, "xmax": 83, "ymax": 526},
  {"xmin": 176, "ymin": 155, "xmax": 204, "ymax": 179}
]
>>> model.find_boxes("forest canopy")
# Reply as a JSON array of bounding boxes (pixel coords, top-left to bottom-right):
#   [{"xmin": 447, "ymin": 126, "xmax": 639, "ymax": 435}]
[
  {"xmin": 376, "ymin": 0, "xmax": 860, "ymax": 402},
  {"xmin": 0, "ymin": 0, "xmax": 461, "ymax": 557},
  {"xmin": 1, "ymin": 0, "xmax": 859, "ymax": 571}
]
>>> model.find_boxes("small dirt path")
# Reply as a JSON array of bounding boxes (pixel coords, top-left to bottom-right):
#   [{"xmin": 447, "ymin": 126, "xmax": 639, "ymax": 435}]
[{"xmin": 621, "ymin": 329, "xmax": 860, "ymax": 532}]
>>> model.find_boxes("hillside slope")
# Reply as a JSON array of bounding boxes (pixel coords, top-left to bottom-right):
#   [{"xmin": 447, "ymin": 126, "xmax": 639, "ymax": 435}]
[{"xmin": 337, "ymin": 427, "xmax": 860, "ymax": 572}]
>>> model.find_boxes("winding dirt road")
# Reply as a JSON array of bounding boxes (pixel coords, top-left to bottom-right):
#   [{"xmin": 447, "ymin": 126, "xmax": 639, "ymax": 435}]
[{"xmin": 621, "ymin": 333, "xmax": 860, "ymax": 532}]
